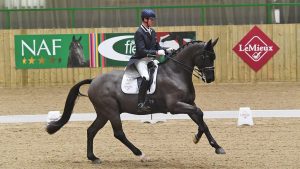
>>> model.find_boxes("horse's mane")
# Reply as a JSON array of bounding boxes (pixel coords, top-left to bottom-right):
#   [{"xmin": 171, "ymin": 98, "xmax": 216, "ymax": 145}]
[
  {"xmin": 170, "ymin": 40, "xmax": 204, "ymax": 57},
  {"xmin": 159, "ymin": 40, "xmax": 205, "ymax": 65}
]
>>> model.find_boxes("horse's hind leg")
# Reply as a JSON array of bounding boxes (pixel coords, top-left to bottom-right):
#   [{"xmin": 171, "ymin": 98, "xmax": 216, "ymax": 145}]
[
  {"xmin": 190, "ymin": 108, "xmax": 225, "ymax": 154},
  {"xmin": 87, "ymin": 114, "xmax": 108, "ymax": 163},
  {"xmin": 109, "ymin": 115, "xmax": 149, "ymax": 162}
]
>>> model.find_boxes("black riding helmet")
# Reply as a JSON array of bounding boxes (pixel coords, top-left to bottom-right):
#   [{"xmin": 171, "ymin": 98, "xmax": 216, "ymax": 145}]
[{"xmin": 141, "ymin": 9, "xmax": 156, "ymax": 20}]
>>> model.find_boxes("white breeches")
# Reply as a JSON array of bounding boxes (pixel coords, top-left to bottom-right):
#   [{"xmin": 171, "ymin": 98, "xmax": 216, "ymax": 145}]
[{"xmin": 134, "ymin": 57, "xmax": 154, "ymax": 81}]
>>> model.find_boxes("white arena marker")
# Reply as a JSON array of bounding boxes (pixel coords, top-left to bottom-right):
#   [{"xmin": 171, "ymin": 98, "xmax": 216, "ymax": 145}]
[
  {"xmin": 237, "ymin": 107, "xmax": 254, "ymax": 126},
  {"xmin": 47, "ymin": 111, "xmax": 61, "ymax": 124}
]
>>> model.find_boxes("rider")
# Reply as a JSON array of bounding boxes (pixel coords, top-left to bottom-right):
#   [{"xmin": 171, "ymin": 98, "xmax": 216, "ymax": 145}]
[{"xmin": 127, "ymin": 9, "xmax": 173, "ymax": 112}]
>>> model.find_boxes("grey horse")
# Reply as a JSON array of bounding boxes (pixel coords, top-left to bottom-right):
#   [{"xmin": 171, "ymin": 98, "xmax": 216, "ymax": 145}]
[{"xmin": 46, "ymin": 38, "xmax": 225, "ymax": 164}]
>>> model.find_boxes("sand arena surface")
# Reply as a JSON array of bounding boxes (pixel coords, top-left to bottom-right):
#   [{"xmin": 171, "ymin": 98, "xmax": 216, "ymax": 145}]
[
  {"xmin": 0, "ymin": 119, "xmax": 299, "ymax": 169},
  {"xmin": 0, "ymin": 82, "xmax": 300, "ymax": 168}
]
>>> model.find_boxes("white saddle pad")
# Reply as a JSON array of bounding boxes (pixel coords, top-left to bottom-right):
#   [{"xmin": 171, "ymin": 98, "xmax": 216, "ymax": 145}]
[{"xmin": 121, "ymin": 60, "xmax": 159, "ymax": 94}]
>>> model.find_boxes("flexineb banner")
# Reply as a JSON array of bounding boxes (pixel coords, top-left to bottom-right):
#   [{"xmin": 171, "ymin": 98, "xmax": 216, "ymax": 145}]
[
  {"xmin": 15, "ymin": 31, "xmax": 195, "ymax": 69},
  {"xmin": 97, "ymin": 31, "xmax": 195, "ymax": 67}
]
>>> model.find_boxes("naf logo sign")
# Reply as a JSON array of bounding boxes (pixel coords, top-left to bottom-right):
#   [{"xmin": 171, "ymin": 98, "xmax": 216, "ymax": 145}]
[{"xmin": 232, "ymin": 26, "xmax": 279, "ymax": 72}]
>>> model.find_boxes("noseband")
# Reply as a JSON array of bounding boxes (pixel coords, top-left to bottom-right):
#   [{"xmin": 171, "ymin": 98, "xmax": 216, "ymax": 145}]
[{"xmin": 195, "ymin": 66, "xmax": 214, "ymax": 82}]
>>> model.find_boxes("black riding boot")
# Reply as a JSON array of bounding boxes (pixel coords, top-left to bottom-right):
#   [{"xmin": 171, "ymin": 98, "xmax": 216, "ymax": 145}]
[{"xmin": 137, "ymin": 77, "xmax": 151, "ymax": 112}]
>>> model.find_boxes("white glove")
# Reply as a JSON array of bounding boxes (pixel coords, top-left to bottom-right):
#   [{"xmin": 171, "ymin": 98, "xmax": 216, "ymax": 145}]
[
  {"xmin": 157, "ymin": 49, "xmax": 165, "ymax": 56},
  {"xmin": 166, "ymin": 47, "xmax": 174, "ymax": 54}
]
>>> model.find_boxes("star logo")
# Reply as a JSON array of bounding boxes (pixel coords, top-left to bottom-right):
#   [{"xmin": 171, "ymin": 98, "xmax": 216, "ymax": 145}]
[
  {"xmin": 39, "ymin": 57, "xmax": 45, "ymax": 64},
  {"xmin": 58, "ymin": 57, "xmax": 62, "ymax": 63},
  {"xmin": 49, "ymin": 56, "xmax": 55, "ymax": 63},
  {"xmin": 28, "ymin": 57, "xmax": 35, "ymax": 64},
  {"xmin": 22, "ymin": 57, "xmax": 27, "ymax": 64}
]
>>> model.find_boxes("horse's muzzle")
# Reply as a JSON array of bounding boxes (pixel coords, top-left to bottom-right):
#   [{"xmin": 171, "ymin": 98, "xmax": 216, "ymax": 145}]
[
  {"xmin": 205, "ymin": 77, "xmax": 214, "ymax": 83},
  {"xmin": 201, "ymin": 68, "xmax": 215, "ymax": 83}
]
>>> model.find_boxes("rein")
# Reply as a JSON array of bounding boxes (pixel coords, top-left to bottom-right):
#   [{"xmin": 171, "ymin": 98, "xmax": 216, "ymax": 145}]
[
  {"xmin": 165, "ymin": 49, "xmax": 215, "ymax": 80},
  {"xmin": 164, "ymin": 54, "xmax": 202, "ymax": 78},
  {"xmin": 147, "ymin": 41, "xmax": 215, "ymax": 80},
  {"xmin": 148, "ymin": 53, "xmax": 199, "ymax": 76}
]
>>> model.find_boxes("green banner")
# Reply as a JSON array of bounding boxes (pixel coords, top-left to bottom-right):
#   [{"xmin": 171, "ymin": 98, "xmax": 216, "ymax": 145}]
[
  {"xmin": 15, "ymin": 34, "xmax": 89, "ymax": 69},
  {"xmin": 15, "ymin": 32, "xmax": 195, "ymax": 69}
]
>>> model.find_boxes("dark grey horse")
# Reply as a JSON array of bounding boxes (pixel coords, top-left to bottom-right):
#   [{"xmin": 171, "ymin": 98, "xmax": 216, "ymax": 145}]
[
  {"xmin": 47, "ymin": 39, "xmax": 225, "ymax": 164},
  {"xmin": 67, "ymin": 35, "xmax": 89, "ymax": 67}
]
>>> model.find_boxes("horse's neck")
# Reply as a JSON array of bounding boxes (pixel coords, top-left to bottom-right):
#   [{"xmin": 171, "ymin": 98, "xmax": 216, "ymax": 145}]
[
  {"xmin": 160, "ymin": 44, "xmax": 198, "ymax": 82},
  {"xmin": 168, "ymin": 44, "xmax": 199, "ymax": 71}
]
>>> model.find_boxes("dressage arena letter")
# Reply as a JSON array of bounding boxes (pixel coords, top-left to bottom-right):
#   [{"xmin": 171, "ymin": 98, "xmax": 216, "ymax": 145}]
[{"xmin": 238, "ymin": 107, "xmax": 254, "ymax": 126}]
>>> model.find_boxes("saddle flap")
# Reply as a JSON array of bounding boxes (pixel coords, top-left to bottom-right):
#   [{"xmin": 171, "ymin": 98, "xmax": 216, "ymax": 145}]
[{"xmin": 121, "ymin": 60, "xmax": 159, "ymax": 94}]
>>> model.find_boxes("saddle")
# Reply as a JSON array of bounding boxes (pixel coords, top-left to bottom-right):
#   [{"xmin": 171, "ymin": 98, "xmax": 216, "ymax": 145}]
[{"xmin": 121, "ymin": 60, "xmax": 159, "ymax": 94}]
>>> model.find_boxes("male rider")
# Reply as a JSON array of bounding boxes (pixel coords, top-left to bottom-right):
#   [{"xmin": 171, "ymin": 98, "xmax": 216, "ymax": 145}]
[{"xmin": 127, "ymin": 9, "xmax": 173, "ymax": 112}]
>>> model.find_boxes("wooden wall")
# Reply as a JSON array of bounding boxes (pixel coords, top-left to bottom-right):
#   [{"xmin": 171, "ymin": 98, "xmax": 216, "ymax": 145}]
[{"xmin": 0, "ymin": 24, "xmax": 300, "ymax": 88}]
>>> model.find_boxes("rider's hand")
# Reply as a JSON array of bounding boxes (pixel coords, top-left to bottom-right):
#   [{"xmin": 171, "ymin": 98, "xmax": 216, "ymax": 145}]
[
  {"xmin": 157, "ymin": 50, "xmax": 165, "ymax": 56},
  {"xmin": 166, "ymin": 47, "xmax": 174, "ymax": 54}
]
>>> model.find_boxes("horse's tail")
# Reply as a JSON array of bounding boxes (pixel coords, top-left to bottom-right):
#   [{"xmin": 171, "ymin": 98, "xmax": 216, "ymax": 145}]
[{"xmin": 46, "ymin": 79, "xmax": 93, "ymax": 134}]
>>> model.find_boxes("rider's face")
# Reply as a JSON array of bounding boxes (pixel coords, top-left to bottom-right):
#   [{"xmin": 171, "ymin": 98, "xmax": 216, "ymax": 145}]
[{"xmin": 146, "ymin": 17, "xmax": 155, "ymax": 27}]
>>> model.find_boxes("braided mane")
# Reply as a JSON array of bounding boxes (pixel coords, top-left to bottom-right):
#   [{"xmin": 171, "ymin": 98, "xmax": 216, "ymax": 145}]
[
  {"xmin": 158, "ymin": 40, "xmax": 205, "ymax": 65},
  {"xmin": 169, "ymin": 40, "xmax": 205, "ymax": 57}
]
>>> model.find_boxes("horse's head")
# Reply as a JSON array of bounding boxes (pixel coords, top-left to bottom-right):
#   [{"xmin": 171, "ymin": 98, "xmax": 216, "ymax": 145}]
[
  {"xmin": 68, "ymin": 35, "xmax": 88, "ymax": 67},
  {"xmin": 195, "ymin": 38, "xmax": 218, "ymax": 83},
  {"xmin": 69, "ymin": 35, "xmax": 83, "ymax": 51}
]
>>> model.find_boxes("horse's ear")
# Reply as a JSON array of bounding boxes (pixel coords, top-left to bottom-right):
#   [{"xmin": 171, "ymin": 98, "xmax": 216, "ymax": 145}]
[
  {"xmin": 204, "ymin": 39, "xmax": 212, "ymax": 50},
  {"xmin": 212, "ymin": 37, "xmax": 219, "ymax": 47},
  {"xmin": 78, "ymin": 36, "xmax": 82, "ymax": 42},
  {"xmin": 72, "ymin": 35, "xmax": 75, "ymax": 41}
]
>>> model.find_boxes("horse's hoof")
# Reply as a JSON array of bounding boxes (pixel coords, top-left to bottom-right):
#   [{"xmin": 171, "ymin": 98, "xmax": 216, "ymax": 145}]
[
  {"xmin": 92, "ymin": 158, "xmax": 101, "ymax": 164},
  {"xmin": 215, "ymin": 147, "xmax": 226, "ymax": 154},
  {"xmin": 193, "ymin": 134, "xmax": 200, "ymax": 144},
  {"xmin": 138, "ymin": 152, "xmax": 150, "ymax": 162}
]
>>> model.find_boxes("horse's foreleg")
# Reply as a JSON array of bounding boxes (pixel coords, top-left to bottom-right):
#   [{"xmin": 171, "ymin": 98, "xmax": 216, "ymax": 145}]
[
  {"xmin": 194, "ymin": 108, "xmax": 225, "ymax": 154},
  {"xmin": 110, "ymin": 115, "xmax": 149, "ymax": 162},
  {"xmin": 188, "ymin": 113, "xmax": 204, "ymax": 144},
  {"xmin": 170, "ymin": 102, "xmax": 204, "ymax": 143},
  {"xmin": 170, "ymin": 101, "xmax": 225, "ymax": 154},
  {"xmin": 87, "ymin": 115, "xmax": 108, "ymax": 164}
]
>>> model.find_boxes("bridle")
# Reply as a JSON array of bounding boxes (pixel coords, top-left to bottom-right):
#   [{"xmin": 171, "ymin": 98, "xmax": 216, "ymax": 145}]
[{"xmin": 164, "ymin": 50, "xmax": 215, "ymax": 82}]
